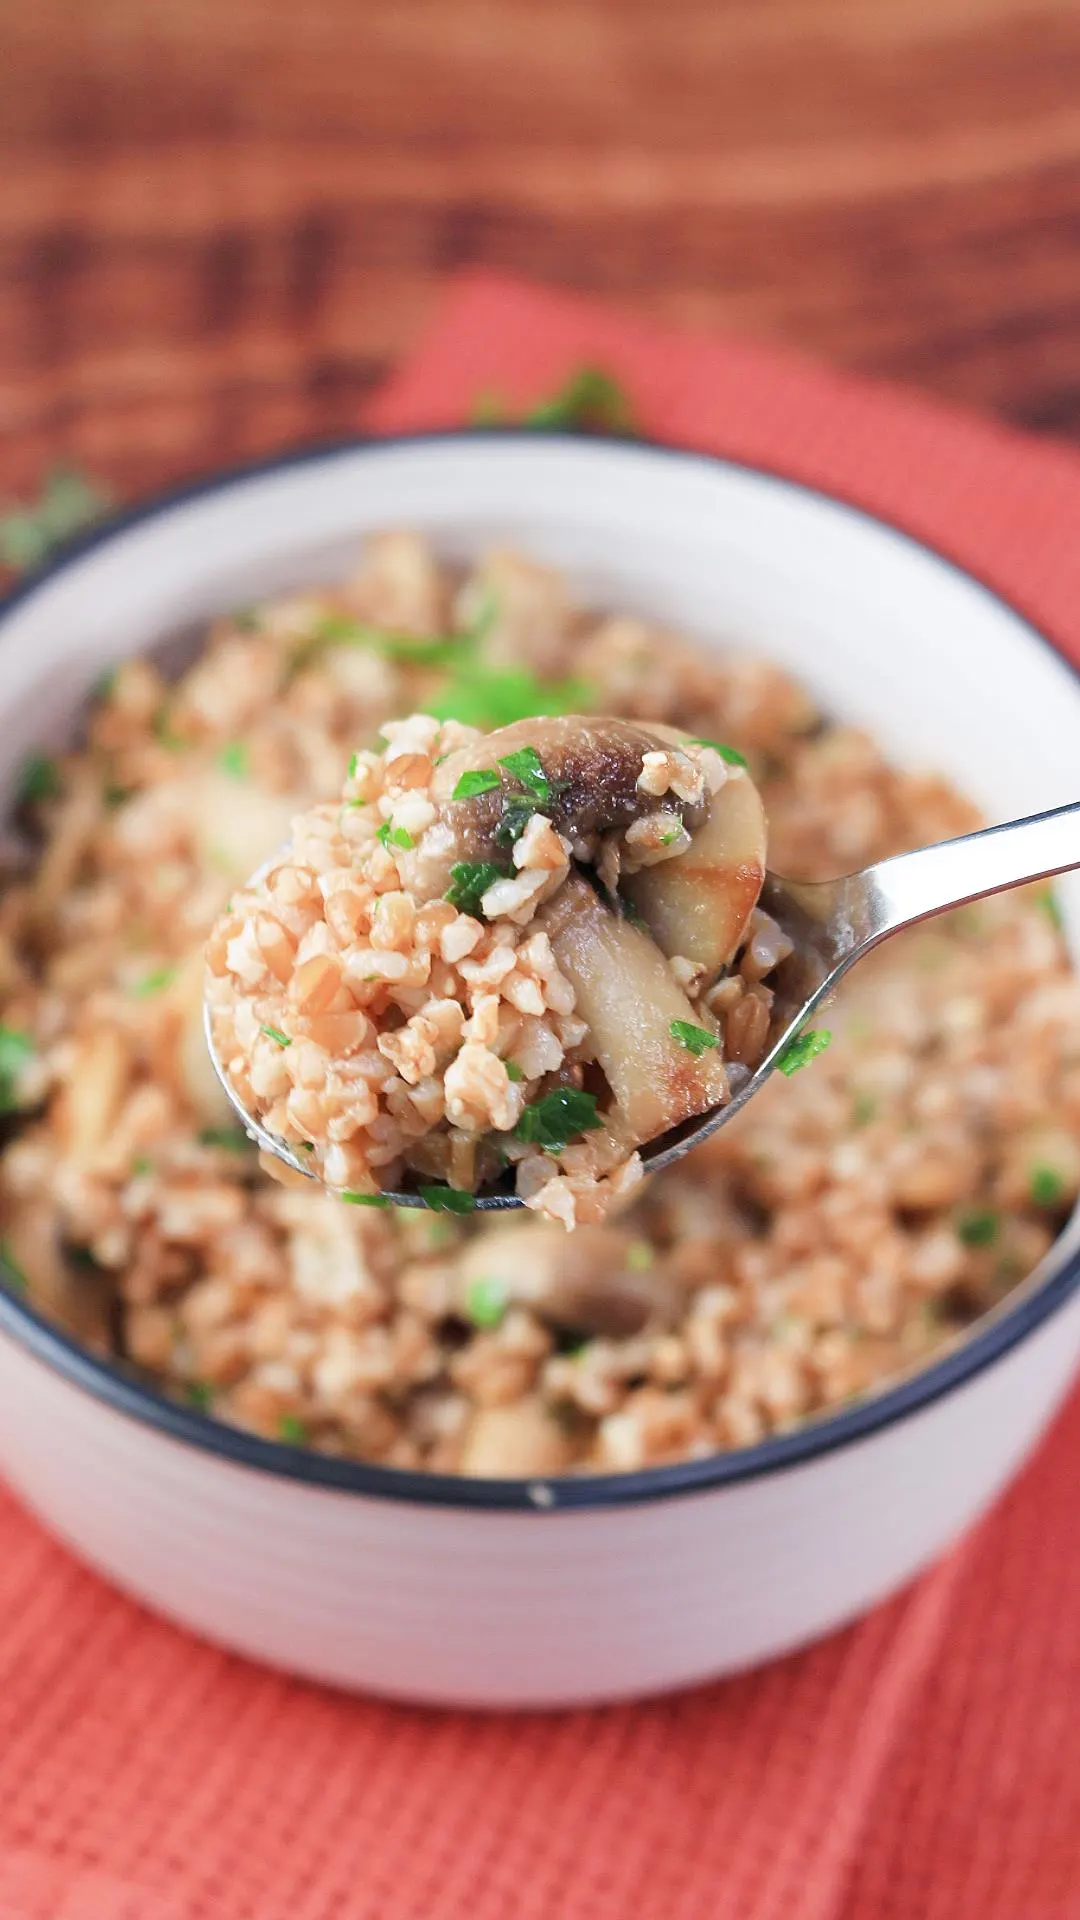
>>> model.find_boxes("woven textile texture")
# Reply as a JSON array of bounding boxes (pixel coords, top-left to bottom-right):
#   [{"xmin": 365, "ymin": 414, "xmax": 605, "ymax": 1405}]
[{"xmin": 2, "ymin": 272, "xmax": 1080, "ymax": 1920}]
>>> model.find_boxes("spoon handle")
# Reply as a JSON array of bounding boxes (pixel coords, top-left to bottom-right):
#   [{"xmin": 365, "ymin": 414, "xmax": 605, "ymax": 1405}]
[{"xmin": 863, "ymin": 799, "xmax": 1080, "ymax": 941}]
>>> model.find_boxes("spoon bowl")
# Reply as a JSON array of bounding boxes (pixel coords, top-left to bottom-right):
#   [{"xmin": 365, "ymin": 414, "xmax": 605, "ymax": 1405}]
[{"xmin": 206, "ymin": 799, "xmax": 1080, "ymax": 1208}]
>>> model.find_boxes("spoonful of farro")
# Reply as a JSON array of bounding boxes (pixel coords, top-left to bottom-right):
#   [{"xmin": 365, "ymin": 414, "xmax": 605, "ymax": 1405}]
[{"xmin": 204, "ymin": 711, "xmax": 1080, "ymax": 1230}]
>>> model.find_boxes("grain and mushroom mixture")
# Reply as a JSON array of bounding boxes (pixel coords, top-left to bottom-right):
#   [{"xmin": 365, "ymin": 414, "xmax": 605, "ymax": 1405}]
[
  {"xmin": 206, "ymin": 711, "xmax": 772, "ymax": 1223},
  {"xmin": 1, "ymin": 532, "xmax": 1078, "ymax": 1476}
]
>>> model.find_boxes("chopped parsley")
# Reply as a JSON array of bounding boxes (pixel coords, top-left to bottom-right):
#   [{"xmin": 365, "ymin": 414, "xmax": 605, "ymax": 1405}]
[
  {"xmin": 340, "ymin": 1191, "xmax": 391, "ymax": 1208},
  {"xmin": 626, "ymin": 1240, "xmax": 654, "ymax": 1272},
  {"xmin": 494, "ymin": 794, "xmax": 539, "ymax": 848},
  {"xmin": 659, "ymin": 828, "xmax": 681, "ymax": 847},
  {"xmin": 445, "ymin": 861, "xmax": 506, "ymax": 915},
  {"xmin": 498, "ymin": 745, "xmax": 551, "ymax": 804},
  {"xmin": 132, "ymin": 1157, "xmax": 153, "ymax": 1176},
  {"xmin": 217, "ymin": 740, "xmax": 249, "ymax": 780},
  {"xmin": 104, "ymin": 782, "xmax": 131, "ymax": 809},
  {"xmin": 452, "ymin": 768, "xmax": 502, "ymax": 801},
  {"xmin": 153, "ymin": 709, "xmax": 186, "ymax": 751},
  {"xmin": 465, "ymin": 1275, "xmax": 508, "ymax": 1329},
  {"xmin": 669, "ymin": 1019, "xmax": 720, "ymax": 1058},
  {"xmin": 777, "ymin": 1029, "xmax": 832, "ymax": 1076},
  {"xmin": 0, "ymin": 466, "xmax": 110, "ymax": 574},
  {"xmin": 260, "ymin": 1023, "xmax": 291, "ymax": 1048},
  {"xmin": 278, "ymin": 1414, "xmax": 309, "ymax": 1444},
  {"xmin": 429, "ymin": 665, "xmax": 592, "ymax": 732},
  {"xmin": 1035, "ymin": 887, "xmax": 1064, "ymax": 931},
  {"xmin": 312, "ymin": 612, "xmax": 474, "ymax": 671},
  {"xmin": 692, "ymin": 738, "xmax": 748, "ymax": 768},
  {"xmin": 524, "ymin": 366, "xmax": 636, "ymax": 434},
  {"xmin": 419, "ymin": 1184, "xmax": 477, "ymax": 1214},
  {"xmin": 956, "ymin": 1207, "xmax": 999, "ymax": 1248},
  {"xmin": 375, "ymin": 820, "xmax": 415, "ymax": 851},
  {"xmin": 0, "ymin": 1238, "xmax": 27, "ymax": 1293},
  {"xmin": 185, "ymin": 1380, "xmax": 214, "ymax": 1411},
  {"xmin": 17, "ymin": 753, "xmax": 62, "ymax": 805},
  {"xmin": 0, "ymin": 1027, "xmax": 35, "ymax": 1113},
  {"xmin": 514, "ymin": 1087, "xmax": 603, "ymax": 1154},
  {"xmin": 198, "ymin": 1125, "xmax": 252, "ymax": 1153},
  {"xmin": 348, "ymin": 751, "xmax": 360, "ymax": 778},
  {"xmin": 504, "ymin": 1060, "xmax": 526, "ymax": 1082},
  {"xmin": 132, "ymin": 966, "xmax": 175, "ymax": 998},
  {"xmin": 1029, "ymin": 1165, "xmax": 1066, "ymax": 1208}
]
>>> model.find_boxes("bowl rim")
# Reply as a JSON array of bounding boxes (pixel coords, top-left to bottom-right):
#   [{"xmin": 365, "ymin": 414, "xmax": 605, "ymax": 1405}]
[{"xmin": 1, "ymin": 424, "xmax": 1078, "ymax": 1513}]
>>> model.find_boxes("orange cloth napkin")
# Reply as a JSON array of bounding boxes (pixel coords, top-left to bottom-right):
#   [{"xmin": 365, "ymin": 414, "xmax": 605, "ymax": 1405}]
[{"xmin": 3, "ymin": 273, "xmax": 1080, "ymax": 1920}]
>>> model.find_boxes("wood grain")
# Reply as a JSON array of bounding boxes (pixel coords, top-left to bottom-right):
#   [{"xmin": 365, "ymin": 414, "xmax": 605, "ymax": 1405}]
[{"xmin": 3, "ymin": 0, "xmax": 1080, "ymax": 498}]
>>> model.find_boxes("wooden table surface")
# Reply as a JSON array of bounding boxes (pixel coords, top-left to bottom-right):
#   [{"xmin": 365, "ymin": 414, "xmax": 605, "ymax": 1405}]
[{"xmin": 4, "ymin": 0, "xmax": 1080, "ymax": 500}]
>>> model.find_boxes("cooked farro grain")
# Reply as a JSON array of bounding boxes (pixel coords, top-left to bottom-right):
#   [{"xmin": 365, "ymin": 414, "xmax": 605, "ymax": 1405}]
[{"xmin": 2, "ymin": 531, "xmax": 1078, "ymax": 1476}]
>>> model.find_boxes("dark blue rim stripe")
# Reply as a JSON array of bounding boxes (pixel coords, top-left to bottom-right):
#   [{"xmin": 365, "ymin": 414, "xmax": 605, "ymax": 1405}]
[{"xmin": 1, "ymin": 426, "xmax": 1078, "ymax": 1513}]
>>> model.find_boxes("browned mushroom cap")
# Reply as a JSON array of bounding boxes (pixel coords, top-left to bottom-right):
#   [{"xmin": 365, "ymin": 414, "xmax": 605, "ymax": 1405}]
[
  {"xmin": 542, "ymin": 874, "xmax": 728, "ymax": 1145},
  {"xmin": 428, "ymin": 714, "xmax": 710, "ymax": 864}
]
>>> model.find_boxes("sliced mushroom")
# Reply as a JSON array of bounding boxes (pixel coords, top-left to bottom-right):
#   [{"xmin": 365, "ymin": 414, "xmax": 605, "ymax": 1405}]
[
  {"xmin": 542, "ymin": 875, "xmax": 728, "ymax": 1144},
  {"xmin": 425, "ymin": 714, "xmax": 709, "ymax": 875},
  {"xmin": 624, "ymin": 766, "xmax": 767, "ymax": 972},
  {"xmin": 457, "ymin": 1220, "xmax": 679, "ymax": 1338}
]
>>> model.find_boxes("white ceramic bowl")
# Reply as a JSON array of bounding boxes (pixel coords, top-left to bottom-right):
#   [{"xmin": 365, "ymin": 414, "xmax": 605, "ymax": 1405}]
[{"xmin": 1, "ymin": 433, "xmax": 1078, "ymax": 1709}]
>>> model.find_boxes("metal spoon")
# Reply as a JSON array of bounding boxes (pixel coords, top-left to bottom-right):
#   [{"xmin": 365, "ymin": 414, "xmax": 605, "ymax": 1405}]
[{"xmin": 205, "ymin": 799, "xmax": 1080, "ymax": 1209}]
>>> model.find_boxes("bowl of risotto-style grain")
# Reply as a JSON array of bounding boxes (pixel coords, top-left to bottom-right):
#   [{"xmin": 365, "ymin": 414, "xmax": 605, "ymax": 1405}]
[{"xmin": 0, "ymin": 432, "xmax": 1078, "ymax": 1707}]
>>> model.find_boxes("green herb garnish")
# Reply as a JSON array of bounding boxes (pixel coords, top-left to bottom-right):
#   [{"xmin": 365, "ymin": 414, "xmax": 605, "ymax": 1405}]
[
  {"xmin": 218, "ymin": 740, "xmax": 249, "ymax": 780},
  {"xmin": 313, "ymin": 613, "xmax": 473, "ymax": 671},
  {"xmin": 103, "ymin": 783, "xmax": 131, "ymax": 809},
  {"xmin": 0, "ymin": 1028, "xmax": 34, "ymax": 1115},
  {"xmin": 340, "ymin": 1191, "xmax": 391, "ymax": 1208},
  {"xmin": 153, "ymin": 709, "xmax": 186, "ymax": 751},
  {"xmin": 669, "ymin": 1019, "xmax": 720, "ymax": 1058},
  {"xmin": 465, "ymin": 1275, "xmax": 508, "ymax": 1329},
  {"xmin": 626, "ymin": 1240, "xmax": 654, "ymax": 1272},
  {"xmin": 692, "ymin": 738, "xmax": 748, "ymax": 768},
  {"xmin": 376, "ymin": 820, "xmax": 415, "ymax": 851},
  {"xmin": 514, "ymin": 1087, "xmax": 603, "ymax": 1154},
  {"xmin": 1035, "ymin": 887, "xmax": 1064, "ymax": 931},
  {"xmin": 278, "ymin": 1414, "xmax": 309, "ymax": 1444},
  {"xmin": 777, "ymin": 1029, "xmax": 832, "ymax": 1075},
  {"xmin": 185, "ymin": 1380, "xmax": 213, "ymax": 1411},
  {"xmin": 132, "ymin": 1157, "xmax": 153, "ymax": 1176},
  {"xmin": 498, "ymin": 745, "xmax": 550, "ymax": 804},
  {"xmin": 0, "ymin": 466, "xmax": 109, "ymax": 574},
  {"xmin": 17, "ymin": 754, "xmax": 62, "ymax": 805},
  {"xmin": 419, "ymin": 1185, "xmax": 477, "ymax": 1214},
  {"xmin": 494, "ymin": 794, "xmax": 539, "ymax": 848},
  {"xmin": 347, "ymin": 751, "xmax": 360, "ymax": 778},
  {"xmin": 453, "ymin": 768, "xmax": 502, "ymax": 801},
  {"xmin": 956, "ymin": 1208, "xmax": 999, "ymax": 1248},
  {"xmin": 445, "ymin": 861, "xmax": 507, "ymax": 915},
  {"xmin": 132, "ymin": 967, "xmax": 175, "ymax": 998},
  {"xmin": 1030, "ymin": 1165, "xmax": 1066, "ymax": 1208},
  {"xmin": 505, "ymin": 1061, "xmax": 526, "ymax": 1082},
  {"xmin": 0, "ymin": 1238, "xmax": 28, "ymax": 1293},
  {"xmin": 260, "ymin": 1023, "xmax": 291, "ymax": 1048},
  {"xmin": 429, "ymin": 666, "xmax": 592, "ymax": 732},
  {"xmin": 523, "ymin": 366, "xmax": 635, "ymax": 434},
  {"xmin": 198, "ymin": 1126, "xmax": 252, "ymax": 1153}
]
